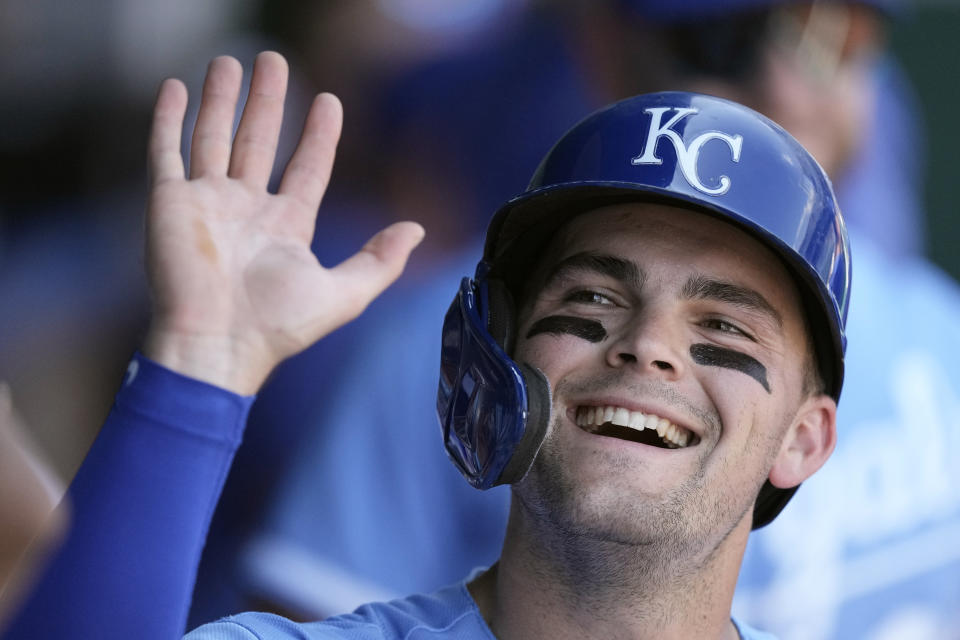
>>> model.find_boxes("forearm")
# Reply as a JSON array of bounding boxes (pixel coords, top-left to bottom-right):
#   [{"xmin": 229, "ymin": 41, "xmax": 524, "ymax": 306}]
[{"xmin": 3, "ymin": 353, "xmax": 253, "ymax": 639}]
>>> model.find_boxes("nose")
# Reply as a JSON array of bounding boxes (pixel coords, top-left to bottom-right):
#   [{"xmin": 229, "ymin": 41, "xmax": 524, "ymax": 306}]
[{"xmin": 604, "ymin": 309, "xmax": 686, "ymax": 381}]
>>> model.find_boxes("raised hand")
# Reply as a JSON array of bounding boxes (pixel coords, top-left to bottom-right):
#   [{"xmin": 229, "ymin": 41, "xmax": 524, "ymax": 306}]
[{"xmin": 143, "ymin": 52, "xmax": 424, "ymax": 394}]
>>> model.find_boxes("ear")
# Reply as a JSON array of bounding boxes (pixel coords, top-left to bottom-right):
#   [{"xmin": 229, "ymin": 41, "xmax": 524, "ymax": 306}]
[{"xmin": 768, "ymin": 393, "xmax": 837, "ymax": 489}]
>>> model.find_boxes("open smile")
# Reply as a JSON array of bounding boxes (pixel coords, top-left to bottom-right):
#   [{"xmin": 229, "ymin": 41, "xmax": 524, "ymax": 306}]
[{"xmin": 575, "ymin": 405, "xmax": 699, "ymax": 449}]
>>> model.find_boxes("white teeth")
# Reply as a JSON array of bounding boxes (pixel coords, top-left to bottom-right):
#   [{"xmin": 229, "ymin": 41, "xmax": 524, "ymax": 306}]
[
  {"xmin": 612, "ymin": 407, "xmax": 630, "ymax": 426},
  {"xmin": 574, "ymin": 405, "xmax": 696, "ymax": 448}
]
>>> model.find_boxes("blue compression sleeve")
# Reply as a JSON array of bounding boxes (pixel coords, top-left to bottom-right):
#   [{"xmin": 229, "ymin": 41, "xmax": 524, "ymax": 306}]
[{"xmin": 3, "ymin": 353, "xmax": 254, "ymax": 640}]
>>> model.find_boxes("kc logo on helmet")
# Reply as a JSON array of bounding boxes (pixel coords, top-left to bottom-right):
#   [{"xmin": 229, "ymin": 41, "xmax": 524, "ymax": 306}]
[{"xmin": 631, "ymin": 107, "xmax": 743, "ymax": 196}]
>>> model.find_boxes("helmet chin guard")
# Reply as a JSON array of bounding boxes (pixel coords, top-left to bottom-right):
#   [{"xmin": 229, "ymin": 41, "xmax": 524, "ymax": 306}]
[{"xmin": 437, "ymin": 91, "xmax": 850, "ymax": 529}]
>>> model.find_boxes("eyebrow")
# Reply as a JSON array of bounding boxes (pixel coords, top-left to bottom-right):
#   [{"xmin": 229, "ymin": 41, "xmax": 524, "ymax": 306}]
[
  {"xmin": 680, "ymin": 275, "xmax": 782, "ymax": 327},
  {"xmin": 542, "ymin": 252, "xmax": 645, "ymax": 290}
]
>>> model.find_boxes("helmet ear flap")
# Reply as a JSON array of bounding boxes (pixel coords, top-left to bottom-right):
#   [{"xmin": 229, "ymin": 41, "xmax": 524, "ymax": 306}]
[
  {"xmin": 484, "ymin": 277, "xmax": 517, "ymax": 354},
  {"xmin": 438, "ymin": 274, "xmax": 551, "ymax": 490}
]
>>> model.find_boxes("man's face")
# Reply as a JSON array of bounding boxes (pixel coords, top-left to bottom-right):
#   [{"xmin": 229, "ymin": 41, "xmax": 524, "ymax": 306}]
[{"xmin": 511, "ymin": 202, "xmax": 815, "ymax": 553}]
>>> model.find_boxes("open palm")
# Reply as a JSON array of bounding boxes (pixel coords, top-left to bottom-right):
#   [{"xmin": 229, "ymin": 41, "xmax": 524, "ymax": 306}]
[{"xmin": 144, "ymin": 52, "xmax": 423, "ymax": 394}]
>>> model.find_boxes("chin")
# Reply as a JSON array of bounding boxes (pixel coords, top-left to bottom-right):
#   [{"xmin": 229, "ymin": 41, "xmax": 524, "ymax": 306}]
[{"xmin": 519, "ymin": 438, "xmax": 756, "ymax": 558}]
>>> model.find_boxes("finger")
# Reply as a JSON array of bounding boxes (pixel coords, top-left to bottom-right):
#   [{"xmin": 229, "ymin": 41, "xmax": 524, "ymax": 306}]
[
  {"xmin": 228, "ymin": 51, "xmax": 288, "ymax": 188},
  {"xmin": 331, "ymin": 222, "xmax": 426, "ymax": 321},
  {"xmin": 278, "ymin": 92, "xmax": 343, "ymax": 212},
  {"xmin": 148, "ymin": 78, "xmax": 188, "ymax": 187},
  {"xmin": 189, "ymin": 56, "xmax": 243, "ymax": 179}
]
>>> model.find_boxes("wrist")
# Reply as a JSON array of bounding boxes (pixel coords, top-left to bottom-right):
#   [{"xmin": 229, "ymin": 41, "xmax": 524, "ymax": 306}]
[{"xmin": 143, "ymin": 325, "xmax": 268, "ymax": 395}]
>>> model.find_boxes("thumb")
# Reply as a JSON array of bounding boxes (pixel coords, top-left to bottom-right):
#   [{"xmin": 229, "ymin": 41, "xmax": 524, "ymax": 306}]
[{"xmin": 331, "ymin": 221, "xmax": 426, "ymax": 319}]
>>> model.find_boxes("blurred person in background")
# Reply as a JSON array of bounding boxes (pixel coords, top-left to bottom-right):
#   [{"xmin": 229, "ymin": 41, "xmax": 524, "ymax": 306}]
[
  {"xmin": 0, "ymin": 385, "xmax": 67, "ymax": 632},
  {"xmin": 235, "ymin": 1, "xmax": 960, "ymax": 638}
]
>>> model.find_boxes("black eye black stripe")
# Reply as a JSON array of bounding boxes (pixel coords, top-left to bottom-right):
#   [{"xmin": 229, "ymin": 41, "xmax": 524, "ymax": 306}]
[
  {"xmin": 526, "ymin": 316, "xmax": 607, "ymax": 343},
  {"xmin": 690, "ymin": 343, "xmax": 770, "ymax": 393}
]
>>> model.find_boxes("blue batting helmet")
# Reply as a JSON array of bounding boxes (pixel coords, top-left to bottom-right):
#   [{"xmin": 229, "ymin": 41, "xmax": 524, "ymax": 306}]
[{"xmin": 437, "ymin": 91, "xmax": 851, "ymax": 528}]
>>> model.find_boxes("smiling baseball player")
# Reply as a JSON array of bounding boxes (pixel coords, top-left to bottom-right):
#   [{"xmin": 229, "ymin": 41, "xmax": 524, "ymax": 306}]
[{"xmin": 5, "ymin": 51, "xmax": 849, "ymax": 640}]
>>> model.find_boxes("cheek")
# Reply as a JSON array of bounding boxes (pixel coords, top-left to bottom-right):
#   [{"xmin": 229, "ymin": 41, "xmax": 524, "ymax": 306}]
[
  {"xmin": 514, "ymin": 333, "xmax": 596, "ymax": 380},
  {"xmin": 709, "ymin": 381, "xmax": 794, "ymax": 482},
  {"xmin": 699, "ymin": 369, "xmax": 780, "ymax": 447},
  {"xmin": 514, "ymin": 335, "xmax": 564, "ymax": 370}
]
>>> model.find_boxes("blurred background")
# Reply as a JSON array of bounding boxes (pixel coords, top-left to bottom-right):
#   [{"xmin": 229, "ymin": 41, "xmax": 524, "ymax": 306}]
[{"xmin": 2, "ymin": 1, "xmax": 959, "ymax": 639}]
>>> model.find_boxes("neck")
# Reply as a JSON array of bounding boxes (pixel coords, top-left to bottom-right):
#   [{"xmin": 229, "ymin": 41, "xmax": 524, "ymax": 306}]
[{"xmin": 470, "ymin": 498, "xmax": 751, "ymax": 640}]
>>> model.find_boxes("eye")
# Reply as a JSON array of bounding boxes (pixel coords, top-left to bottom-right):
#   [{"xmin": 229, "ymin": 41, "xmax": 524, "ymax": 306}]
[
  {"xmin": 565, "ymin": 289, "xmax": 615, "ymax": 306},
  {"xmin": 702, "ymin": 318, "xmax": 753, "ymax": 340}
]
